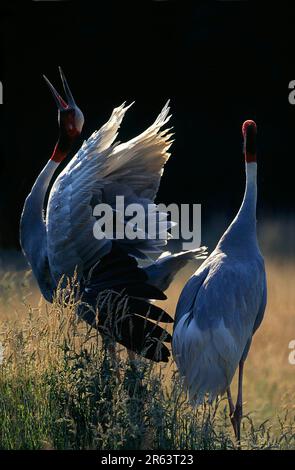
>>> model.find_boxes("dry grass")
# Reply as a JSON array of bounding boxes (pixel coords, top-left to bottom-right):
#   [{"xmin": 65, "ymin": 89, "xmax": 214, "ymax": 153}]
[
  {"xmin": 0, "ymin": 230, "xmax": 294, "ymax": 448},
  {"xmin": 158, "ymin": 257, "xmax": 295, "ymax": 427}
]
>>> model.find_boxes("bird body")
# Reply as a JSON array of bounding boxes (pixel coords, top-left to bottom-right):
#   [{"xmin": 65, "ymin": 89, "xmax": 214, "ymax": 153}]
[
  {"xmin": 20, "ymin": 68, "xmax": 206, "ymax": 362},
  {"xmin": 172, "ymin": 120, "xmax": 266, "ymax": 440}
]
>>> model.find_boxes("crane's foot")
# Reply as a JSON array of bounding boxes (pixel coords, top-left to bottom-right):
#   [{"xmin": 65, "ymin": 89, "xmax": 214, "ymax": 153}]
[
  {"xmin": 228, "ymin": 360, "xmax": 244, "ymax": 449},
  {"xmin": 230, "ymin": 403, "xmax": 242, "ymax": 449}
]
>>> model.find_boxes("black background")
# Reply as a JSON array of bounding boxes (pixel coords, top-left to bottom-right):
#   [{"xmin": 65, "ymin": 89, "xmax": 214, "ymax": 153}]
[{"xmin": 0, "ymin": 1, "xmax": 294, "ymax": 249}]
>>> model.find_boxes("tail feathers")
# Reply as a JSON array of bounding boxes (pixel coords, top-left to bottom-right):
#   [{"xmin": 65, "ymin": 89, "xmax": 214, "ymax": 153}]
[
  {"xmin": 173, "ymin": 313, "xmax": 238, "ymax": 405},
  {"xmin": 143, "ymin": 247, "xmax": 207, "ymax": 292},
  {"xmin": 77, "ymin": 242, "xmax": 172, "ymax": 362},
  {"xmin": 78, "ymin": 290, "xmax": 171, "ymax": 362}
]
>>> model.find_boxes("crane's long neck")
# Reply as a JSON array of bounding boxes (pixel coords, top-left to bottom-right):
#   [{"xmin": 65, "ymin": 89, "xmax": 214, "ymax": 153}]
[
  {"xmin": 20, "ymin": 159, "xmax": 59, "ymax": 301},
  {"xmin": 21, "ymin": 160, "xmax": 58, "ymax": 230},
  {"xmin": 20, "ymin": 139, "xmax": 69, "ymax": 301},
  {"xmin": 218, "ymin": 162, "xmax": 258, "ymax": 253},
  {"xmin": 21, "ymin": 133, "xmax": 72, "ymax": 249},
  {"xmin": 217, "ymin": 120, "xmax": 259, "ymax": 254},
  {"xmin": 236, "ymin": 162, "xmax": 257, "ymax": 226}
]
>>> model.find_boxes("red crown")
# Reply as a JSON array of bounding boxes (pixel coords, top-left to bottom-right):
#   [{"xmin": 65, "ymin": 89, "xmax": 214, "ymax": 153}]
[{"xmin": 242, "ymin": 120, "xmax": 257, "ymax": 137}]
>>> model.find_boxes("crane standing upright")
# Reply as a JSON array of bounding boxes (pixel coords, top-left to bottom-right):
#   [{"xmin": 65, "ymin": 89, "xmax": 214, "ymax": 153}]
[
  {"xmin": 20, "ymin": 68, "xmax": 206, "ymax": 362},
  {"xmin": 172, "ymin": 120, "xmax": 267, "ymax": 442}
]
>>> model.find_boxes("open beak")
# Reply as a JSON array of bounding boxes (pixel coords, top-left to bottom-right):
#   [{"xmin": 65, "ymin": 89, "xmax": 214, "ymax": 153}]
[{"xmin": 43, "ymin": 67, "xmax": 77, "ymax": 110}]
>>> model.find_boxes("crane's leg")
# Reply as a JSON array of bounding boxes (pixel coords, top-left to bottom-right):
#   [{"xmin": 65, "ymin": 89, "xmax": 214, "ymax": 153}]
[
  {"xmin": 232, "ymin": 360, "xmax": 245, "ymax": 447},
  {"xmin": 227, "ymin": 386, "xmax": 238, "ymax": 439},
  {"xmin": 227, "ymin": 387, "xmax": 235, "ymax": 418}
]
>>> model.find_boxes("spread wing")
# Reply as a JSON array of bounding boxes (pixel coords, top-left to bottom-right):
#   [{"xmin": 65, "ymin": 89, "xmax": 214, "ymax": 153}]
[{"xmin": 46, "ymin": 101, "xmax": 173, "ymax": 283}]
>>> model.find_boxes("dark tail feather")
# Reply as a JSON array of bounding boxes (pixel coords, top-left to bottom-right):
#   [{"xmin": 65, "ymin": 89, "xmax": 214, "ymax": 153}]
[
  {"xmin": 78, "ymin": 243, "xmax": 172, "ymax": 362},
  {"xmin": 78, "ymin": 290, "xmax": 171, "ymax": 362},
  {"xmin": 126, "ymin": 297, "xmax": 173, "ymax": 323}
]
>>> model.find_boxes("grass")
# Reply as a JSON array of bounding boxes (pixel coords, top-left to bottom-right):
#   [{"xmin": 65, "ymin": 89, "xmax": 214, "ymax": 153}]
[{"xmin": 0, "ymin": 253, "xmax": 295, "ymax": 449}]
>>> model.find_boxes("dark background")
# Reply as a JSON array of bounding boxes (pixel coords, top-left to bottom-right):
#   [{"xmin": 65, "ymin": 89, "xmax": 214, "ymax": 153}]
[{"xmin": 0, "ymin": 1, "xmax": 294, "ymax": 250}]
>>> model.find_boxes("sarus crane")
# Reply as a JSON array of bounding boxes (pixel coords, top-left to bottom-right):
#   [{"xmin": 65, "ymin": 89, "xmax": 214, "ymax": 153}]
[
  {"xmin": 172, "ymin": 120, "xmax": 267, "ymax": 442},
  {"xmin": 20, "ymin": 67, "xmax": 206, "ymax": 363}
]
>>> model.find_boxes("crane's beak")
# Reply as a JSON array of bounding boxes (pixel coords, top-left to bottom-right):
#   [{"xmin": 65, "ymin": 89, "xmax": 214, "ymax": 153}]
[{"xmin": 43, "ymin": 67, "xmax": 77, "ymax": 110}]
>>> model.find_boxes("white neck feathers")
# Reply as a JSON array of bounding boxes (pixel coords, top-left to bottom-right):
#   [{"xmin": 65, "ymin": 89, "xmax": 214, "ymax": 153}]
[
  {"xmin": 23, "ymin": 160, "xmax": 59, "ymax": 222},
  {"xmin": 20, "ymin": 159, "xmax": 59, "ymax": 256},
  {"xmin": 218, "ymin": 162, "xmax": 258, "ymax": 252}
]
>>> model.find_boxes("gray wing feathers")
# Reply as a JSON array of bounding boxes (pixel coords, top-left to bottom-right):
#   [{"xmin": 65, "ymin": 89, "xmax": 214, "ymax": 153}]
[
  {"xmin": 105, "ymin": 101, "xmax": 172, "ymax": 198},
  {"xmin": 46, "ymin": 102, "xmax": 173, "ymax": 282},
  {"xmin": 144, "ymin": 248, "xmax": 207, "ymax": 293},
  {"xmin": 173, "ymin": 264, "xmax": 210, "ymax": 327},
  {"xmin": 252, "ymin": 270, "xmax": 267, "ymax": 335}
]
